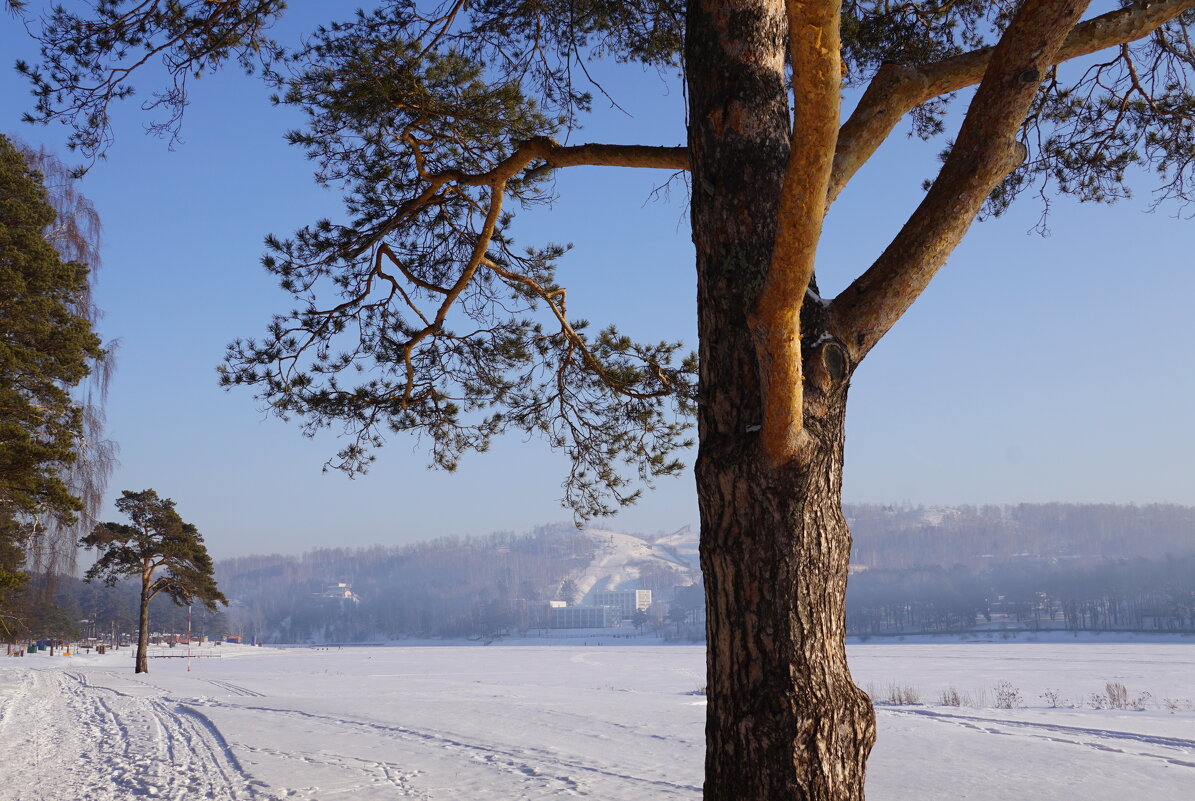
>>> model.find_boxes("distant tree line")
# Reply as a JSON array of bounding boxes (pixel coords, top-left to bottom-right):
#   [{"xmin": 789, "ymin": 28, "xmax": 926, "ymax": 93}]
[
  {"xmin": 846, "ymin": 555, "xmax": 1195, "ymax": 636},
  {"xmin": 29, "ymin": 503, "xmax": 1195, "ymax": 643},
  {"xmin": 843, "ymin": 503, "xmax": 1195, "ymax": 636},
  {"xmin": 846, "ymin": 503, "xmax": 1195, "ymax": 569},
  {"xmin": 19, "ymin": 573, "xmax": 226, "ymax": 643},
  {"xmin": 216, "ymin": 525, "xmax": 599, "ymax": 643}
]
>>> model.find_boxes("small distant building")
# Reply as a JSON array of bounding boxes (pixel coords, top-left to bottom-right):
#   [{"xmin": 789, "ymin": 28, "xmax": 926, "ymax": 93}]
[
  {"xmin": 591, "ymin": 589, "xmax": 652, "ymax": 618},
  {"xmin": 671, "ymin": 583, "xmax": 706, "ymax": 624},
  {"xmin": 321, "ymin": 582, "xmax": 358, "ymax": 602},
  {"xmin": 646, "ymin": 600, "xmax": 670, "ymax": 622},
  {"xmin": 548, "ymin": 605, "xmax": 618, "ymax": 629}
]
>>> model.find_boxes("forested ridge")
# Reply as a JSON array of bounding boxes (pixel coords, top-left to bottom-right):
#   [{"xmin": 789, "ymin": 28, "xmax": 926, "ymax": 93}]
[
  {"xmin": 848, "ymin": 502, "xmax": 1195, "ymax": 568},
  {"xmin": 216, "ymin": 526, "xmax": 603, "ymax": 642},
  {"xmin": 846, "ymin": 554, "xmax": 1195, "ymax": 636},
  {"xmin": 215, "ymin": 503, "xmax": 1195, "ymax": 641},
  {"xmin": 847, "ymin": 503, "xmax": 1195, "ymax": 635},
  {"xmin": 33, "ymin": 503, "xmax": 1195, "ymax": 643}
]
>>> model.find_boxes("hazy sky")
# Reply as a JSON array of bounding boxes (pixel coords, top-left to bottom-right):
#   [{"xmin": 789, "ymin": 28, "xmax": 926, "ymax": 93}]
[{"xmin": 3, "ymin": 5, "xmax": 1193, "ymax": 559}]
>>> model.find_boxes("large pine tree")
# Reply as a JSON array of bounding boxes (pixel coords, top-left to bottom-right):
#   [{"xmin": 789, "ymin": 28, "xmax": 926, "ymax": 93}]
[
  {"xmin": 0, "ymin": 133, "xmax": 104, "ymax": 633},
  {"xmin": 13, "ymin": 1, "xmax": 1195, "ymax": 797},
  {"xmin": 0, "ymin": 511, "xmax": 28, "ymax": 638},
  {"xmin": 11, "ymin": 140, "xmax": 116, "ymax": 603},
  {"xmin": 82, "ymin": 489, "xmax": 227, "ymax": 674}
]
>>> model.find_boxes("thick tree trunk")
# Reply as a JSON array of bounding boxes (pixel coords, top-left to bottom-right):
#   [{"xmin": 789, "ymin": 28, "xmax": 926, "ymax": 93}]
[
  {"xmin": 136, "ymin": 589, "xmax": 150, "ymax": 674},
  {"xmin": 696, "ymin": 403, "xmax": 875, "ymax": 800},
  {"xmin": 687, "ymin": 2, "xmax": 876, "ymax": 798}
]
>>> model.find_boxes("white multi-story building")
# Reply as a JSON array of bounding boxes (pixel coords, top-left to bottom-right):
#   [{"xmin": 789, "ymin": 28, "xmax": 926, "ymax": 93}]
[
  {"xmin": 591, "ymin": 589, "xmax": 652, "ymax": 618},
  {"xmin": 547, "ymin": 605, "xmax": 617, "ymax": 629}
]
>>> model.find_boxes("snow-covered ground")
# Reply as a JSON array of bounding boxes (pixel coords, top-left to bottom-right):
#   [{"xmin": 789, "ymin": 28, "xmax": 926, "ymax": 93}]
[{"xmin": 1, "ymin": 641, "xmax": 1192, "ymax": 800}]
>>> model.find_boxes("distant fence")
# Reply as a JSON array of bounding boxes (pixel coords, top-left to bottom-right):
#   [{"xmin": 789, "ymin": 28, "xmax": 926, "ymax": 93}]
[
  {"xmin": 265, "ymin": 642, "xmax": 387, "ymax": 649},
  {"xmin": 131, "ymin": 644, "xmax": 223, "ymax": 659}
]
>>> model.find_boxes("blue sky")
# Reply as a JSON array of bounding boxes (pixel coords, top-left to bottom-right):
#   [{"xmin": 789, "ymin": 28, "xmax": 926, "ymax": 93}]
[{"xmin": 3, "ymin": 6, "xmax": 1193, "ymax": 558}]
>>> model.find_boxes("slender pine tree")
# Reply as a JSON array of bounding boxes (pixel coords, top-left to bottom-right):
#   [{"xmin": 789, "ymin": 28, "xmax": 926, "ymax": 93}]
[{"xmin": 82, "ymin": 489, "xmax": 227, "ymax": 673}]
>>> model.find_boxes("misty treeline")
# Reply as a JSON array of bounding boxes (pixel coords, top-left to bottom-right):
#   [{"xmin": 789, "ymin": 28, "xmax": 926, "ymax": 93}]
[
  {"xmin": 31, "ymin": 503, "xmax": 1195, "ymax": 642},
  {"xmin": 846, "ymin": 503, "xmax": 1195, "ymax": 635},
  {"xmin": 216, "ymin": 526, "xmax": 598, "ymax": 642},
  {"xmin": 16, "ymin": 573, "xmax": 225, "ymax": 642},
  {"xmin": 847, "ymin": 555, "xmax": 1195, "ymax": 636},
  {"xmin": 848, "ymin": 503, "xmax": 1195, "ymax": 568}
]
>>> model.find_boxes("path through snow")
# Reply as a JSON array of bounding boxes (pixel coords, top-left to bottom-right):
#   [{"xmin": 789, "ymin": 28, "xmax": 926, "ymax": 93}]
[
  {"xmin": 0, "ymin": 642, "xmax": 1191, "ymax": 800},
  {"xmin": 0, "ymin": 667, "xmax": 268, "ymax": 800}
]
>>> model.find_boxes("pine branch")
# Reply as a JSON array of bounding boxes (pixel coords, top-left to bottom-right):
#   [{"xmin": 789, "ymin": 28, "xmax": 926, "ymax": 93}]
[
  {"xmin": 831, "ymin": 0, "xmax": 1093, "ymax": 361},
  {"xmin": 831, "ymin": 0, "xmax": 1195, "ymax": 204}
]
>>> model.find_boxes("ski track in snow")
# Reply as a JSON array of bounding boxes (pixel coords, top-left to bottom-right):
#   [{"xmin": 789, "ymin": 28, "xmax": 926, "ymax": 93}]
[
  {"xmin": 232, "ymin": 741, "xmax": 431, "ymax": 799},
  {"xmin": 0, "ymin": 667, "xmax": 274, "ymax": 801},
  {"xmin": 198, "ymin": 698, "xmax": 700, "ymax": 798},
  {"xmin": 2, "ymin": 644, "xmax": 1192, "ymax": 800},
  {"xmin": 885, "ymin": 707, "xmax": 1195, "ymax": 769},
  {"xmin": 203, "ymin": 679, "xmax": 266, "ymax": 698},
  {"xmin": 0, "ymin": 663, "xmax": 697, "ymax": 800}
]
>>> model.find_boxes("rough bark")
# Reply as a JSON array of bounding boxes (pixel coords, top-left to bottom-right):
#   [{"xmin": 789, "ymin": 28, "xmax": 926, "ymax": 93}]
[
  {"xmin": 749, "ymin": 0, "xmax": 842, "ymax": 465},
  {"xmin": 136, "ymin": 584, "xmax": 150, "ymax": 674},
  {"xmin": 697, "ymin": 388, "xmax": 874, "ymax": 801},
  {"xmin": 687, "ymin": 2, "xmax": 875, "ymax": 799}
]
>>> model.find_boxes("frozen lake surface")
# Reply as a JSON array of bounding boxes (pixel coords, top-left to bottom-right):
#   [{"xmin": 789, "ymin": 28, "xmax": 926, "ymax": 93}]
[{"xmin": 0, "ymin": 640, "xmax": 1192, "ymax": 800}]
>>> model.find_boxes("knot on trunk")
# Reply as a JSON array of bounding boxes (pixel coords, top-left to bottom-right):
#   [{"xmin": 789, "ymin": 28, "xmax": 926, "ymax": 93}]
[
  {"xmin": 801, "ymin": 335, "xmax": 852, "ymax": 419},
  {"xmin": 819, "ymin": 340, "xmax": 849, "ymax": 384}
]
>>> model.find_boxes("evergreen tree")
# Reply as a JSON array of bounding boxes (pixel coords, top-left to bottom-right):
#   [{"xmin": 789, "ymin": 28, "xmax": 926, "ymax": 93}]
[
  {"xmin": 0, "ymin": 133, "xmax": 105, "ymax": 633},
  {"xmin": 11, "ymin": 141, "xmax": 116, "ymax": 602},
  {"xmin": 0, "ymin": 511, "xmax": 29, "ymax": 639},
  {"xmin": 81, "ymin": 489, "xmax": 227, "ymax": 673},
  {"xmin": 14, "ymin": 1, "xmax": 1195, "ymax": 797},
  {"xmin": 0, "ymin": 133, "xmax": 103, "ymax": 521}
]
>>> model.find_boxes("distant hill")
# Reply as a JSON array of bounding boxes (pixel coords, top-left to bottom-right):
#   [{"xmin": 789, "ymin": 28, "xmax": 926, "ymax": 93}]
[
  {"xmin": 843, "ymin": 503, "xmax": 1195, "ymax": 636},
  {"xmin": 203, "ymin": 503, "xmax": 1195, "ymax": 642},
  {"xmin": 215, "ymin": 525, "xmax": 700, "ymax": 643},
  {"xmin": 845, "ymin": 502, "xmax": 1195, "ymax": 569},
  {"xmin": 572, "ymin": 527, "xmax": 699, "ymax": 602},
  {"xmin": 32, "ymin": 503, "xmax": 1195, "ymax": 641}
]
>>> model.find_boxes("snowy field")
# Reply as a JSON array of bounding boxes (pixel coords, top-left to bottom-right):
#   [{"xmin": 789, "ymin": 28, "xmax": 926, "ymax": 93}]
[{"xmin": 1, "ymin": 640, "xmax": 1193, "ymax": 800}]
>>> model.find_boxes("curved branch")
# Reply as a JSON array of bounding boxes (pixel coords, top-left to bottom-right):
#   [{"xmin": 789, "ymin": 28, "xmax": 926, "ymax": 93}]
[
  {"xmin": 482, "ymin": 258, "xmax": 674, "ymax": 401},
  {"xmin": 348, "ymin": 138, "xmax": 686, "ymax": 258},
  {"xmin": 831, "ymin": 0, "xmax": 1092, "ymax": 363},
  {"xmin": 381, "ymin": 181, "xmax": 510, "ymax": 409},
  {"xmin": 830, "ymin": 0, "xmax": 1195, "ymax": 205},
  {"xmin": 750, "ymin": 0, "xmax": 843, "ymax": 465}
]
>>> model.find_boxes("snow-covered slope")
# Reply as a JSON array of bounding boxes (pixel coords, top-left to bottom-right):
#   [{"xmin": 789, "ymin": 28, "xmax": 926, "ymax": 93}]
[
  {"xmin": 650, "ymin": 525, "xmax": 700, "ymax": 570},
  {"xmin": 571, "ymin": 527, "xmax": 700, "ymax": 602}
]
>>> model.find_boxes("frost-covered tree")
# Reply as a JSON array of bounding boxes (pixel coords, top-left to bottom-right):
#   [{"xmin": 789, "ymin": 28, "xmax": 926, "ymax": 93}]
[{"xmin": 14, "ymin": 0, "xmax": 1195, "ymax": 797}]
